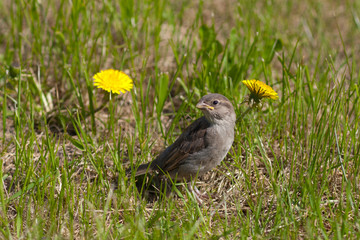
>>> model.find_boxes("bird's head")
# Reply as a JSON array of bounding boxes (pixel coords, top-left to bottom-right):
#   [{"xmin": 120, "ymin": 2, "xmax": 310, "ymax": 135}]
[{"xmin": 196, "ymin": 93, "xmax": 236, "ymax": 124}]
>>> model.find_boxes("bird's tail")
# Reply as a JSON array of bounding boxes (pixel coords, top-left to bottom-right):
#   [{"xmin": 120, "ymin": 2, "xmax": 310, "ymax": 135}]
[{"xmin": 127, "ymin": 162, "xmax": 153, "ymax": 177}]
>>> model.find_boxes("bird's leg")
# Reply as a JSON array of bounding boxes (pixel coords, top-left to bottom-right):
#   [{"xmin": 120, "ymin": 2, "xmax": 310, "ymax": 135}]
[
  {"xmin": 188, "ymin": 184, "xmax": 203, "ymax": 204},
  {"xmin": 193, "ymin": 186, "xmax": 209, "ymax": 199},
  {"xmin": 188, "ymin": 183, "xmax": 209, "ymax": 204}
]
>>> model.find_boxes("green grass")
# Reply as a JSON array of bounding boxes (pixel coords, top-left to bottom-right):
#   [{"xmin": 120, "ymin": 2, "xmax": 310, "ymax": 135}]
[{"xmin": 1, "ymin": 0, "xmax": 360, "ymax": 239}]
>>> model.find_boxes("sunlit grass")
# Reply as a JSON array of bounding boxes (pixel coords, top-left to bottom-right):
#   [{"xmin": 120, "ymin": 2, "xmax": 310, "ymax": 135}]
[{"xmin": 0, "ymin": 0, "xmax": 360, "ymax": 239}]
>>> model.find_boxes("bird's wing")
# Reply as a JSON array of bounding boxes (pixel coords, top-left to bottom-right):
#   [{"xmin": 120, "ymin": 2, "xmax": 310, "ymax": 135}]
[{"xmin": 153, "ymin": 116, "xmax": 210, "ymax": 173}]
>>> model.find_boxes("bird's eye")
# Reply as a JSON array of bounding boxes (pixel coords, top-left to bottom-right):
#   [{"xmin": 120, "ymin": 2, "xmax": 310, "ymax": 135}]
[{"xmin": 212, "ymin": 100, "xmax": 219, "ymax": 105}]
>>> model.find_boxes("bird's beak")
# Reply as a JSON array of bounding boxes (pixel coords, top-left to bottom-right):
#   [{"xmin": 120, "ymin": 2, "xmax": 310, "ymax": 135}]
[{"xmin": 196, "ymin": 102, "xmax": 214, "ymax": 110}]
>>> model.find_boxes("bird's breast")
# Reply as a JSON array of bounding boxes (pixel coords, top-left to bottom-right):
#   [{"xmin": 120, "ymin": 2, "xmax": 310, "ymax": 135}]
[{"xmin": 203, "ymin": 123, "xmax": 234, "ymax": 167}]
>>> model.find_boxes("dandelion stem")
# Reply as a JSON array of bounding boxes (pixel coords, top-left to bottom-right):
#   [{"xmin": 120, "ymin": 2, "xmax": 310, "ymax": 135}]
[
  {"xmin": 109, "ymin": 92, "xmax": 114, "ymax": 132},
  {"xmin": 237, "ymin": 107, "xmax": 253, "ymax": 122}
]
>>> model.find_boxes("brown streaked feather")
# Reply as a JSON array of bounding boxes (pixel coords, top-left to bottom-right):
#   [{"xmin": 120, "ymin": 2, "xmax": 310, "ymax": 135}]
[{"xmin": 148, "ymin": 116, "xmax": 210, "ymax": 174}]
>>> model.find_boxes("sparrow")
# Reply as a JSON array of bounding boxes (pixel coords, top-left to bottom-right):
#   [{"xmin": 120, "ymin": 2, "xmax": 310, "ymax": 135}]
[{"xmin": 133, "ymin": 93, "xmax": 236, "ymax": 203}]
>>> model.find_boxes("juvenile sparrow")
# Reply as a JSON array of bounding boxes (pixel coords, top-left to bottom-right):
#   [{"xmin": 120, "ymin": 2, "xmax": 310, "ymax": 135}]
[{"xmin": 133, "ymin": 93, "xmax": 236, "ymax": 203}]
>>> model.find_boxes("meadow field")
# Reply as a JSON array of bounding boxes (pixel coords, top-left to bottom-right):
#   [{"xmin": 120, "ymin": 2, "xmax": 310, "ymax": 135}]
[{"xmin": 1, "ymin": 0, "xmax": 360, "ymax": 239}]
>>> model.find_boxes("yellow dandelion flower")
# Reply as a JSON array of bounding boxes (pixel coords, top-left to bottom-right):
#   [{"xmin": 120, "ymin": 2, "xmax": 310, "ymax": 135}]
[
  {"xmin": 242, "ymin": 79, "xmax": 278, "ymax": 103},
  {"xmin": 93, "ymin": 69, "xmax": 133, "ymax": 94}
]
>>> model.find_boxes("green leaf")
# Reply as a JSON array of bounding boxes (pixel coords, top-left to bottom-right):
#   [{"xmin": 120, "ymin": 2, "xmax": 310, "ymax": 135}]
[
  {"xmin": 156, "ymin": 73, "xmax": 170, "ymax": 117},
  {"xmin": 67, "ymin": 135, "xmax": 86, "ymax": 151}
]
